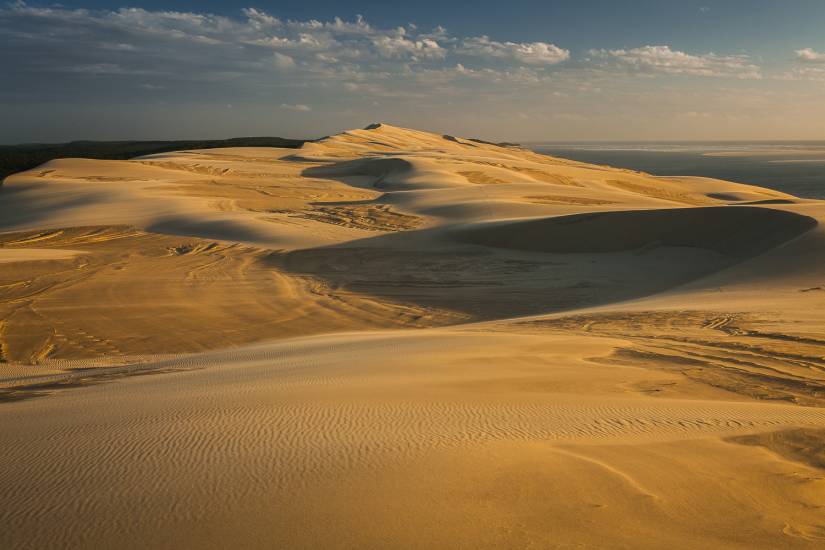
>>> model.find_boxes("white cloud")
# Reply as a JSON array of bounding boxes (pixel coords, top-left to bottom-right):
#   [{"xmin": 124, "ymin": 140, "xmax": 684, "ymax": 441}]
[
  {"xmin": 782, "ymin": 66, "xmax": 825, "ymax": 81},
  {"xmin": 371, "ymin": 34, "xmax": 445, "ymax": 60},
  {"xmin": 252, "ymin": 32, "xmax": 339, "ymax": 51},
  {"xmin": 242, "ymin": 7, "xmax": 281, "ymax": 29},
  {"xmin": 1, "ymin": 0, "xmax": 789, "ymax": 129},
  {"xmin": 777, "ymin": 48, "xmax": 825, "ymax": 80},
  {"xmin": 458, "ymin": 36, "xmax": 570, "ymax": 65},
  {"xmin": 589, "ymin": 45, "xmax": 761, "ymax": 79},
  {"xmin": 0, "ymin": 1, "xmax": 581, "ymax": 108},
  {"xmin": 281, "ymin": 103, "xmax": 311, "ymax": 112},
  {"xmin": 796, "ymin": 48, "xmax": 825, "ymax": 63},
  {"xmin": 272, "ymin": 52, "xmax": 295, "ymax": 69},
  {"xmin": 325, "ymin": 15, "xmax": 372, "ymax": 34}
]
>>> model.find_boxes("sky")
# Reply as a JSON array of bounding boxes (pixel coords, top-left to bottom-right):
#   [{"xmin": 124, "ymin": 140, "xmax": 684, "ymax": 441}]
[{"xmin": 2, "ymin": 0, "xmax": 825, "ymax": 143}]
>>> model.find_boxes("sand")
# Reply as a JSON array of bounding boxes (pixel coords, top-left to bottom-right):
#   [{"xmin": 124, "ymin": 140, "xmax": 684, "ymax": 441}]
[
  {"xmin": 1, "ymin": 123, "xmax": 825, "ymax": 548},
  {"xmin": 0, "ymin": 248, "xmax": 85, "ymax": 263}
]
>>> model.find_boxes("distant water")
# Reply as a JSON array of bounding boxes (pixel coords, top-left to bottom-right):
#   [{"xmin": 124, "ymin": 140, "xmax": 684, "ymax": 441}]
[{"xmin": 527, "ymin": 142, "xmax": 825, "ymax": 199}]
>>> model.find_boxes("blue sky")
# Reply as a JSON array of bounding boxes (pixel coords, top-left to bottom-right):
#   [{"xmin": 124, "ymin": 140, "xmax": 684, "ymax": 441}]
[
  {"xmin": 2, "ymin": 1, "xmax": 825, "ymax": 142},
  {"xmin": 42, "ymin": 0, "xmax": 825, "ymax": 57}
]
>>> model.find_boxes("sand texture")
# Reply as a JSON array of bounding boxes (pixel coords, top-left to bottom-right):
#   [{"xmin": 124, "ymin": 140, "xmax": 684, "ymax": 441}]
[{"xmin": 1, "ymin": 124, "xmax": 825, "ymax": 549}]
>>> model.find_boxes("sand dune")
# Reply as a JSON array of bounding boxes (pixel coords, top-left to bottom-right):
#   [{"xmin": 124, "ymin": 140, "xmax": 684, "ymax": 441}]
[{"xmin": 2, "ymin": 123, "xmax": 825, "ymax": 548}]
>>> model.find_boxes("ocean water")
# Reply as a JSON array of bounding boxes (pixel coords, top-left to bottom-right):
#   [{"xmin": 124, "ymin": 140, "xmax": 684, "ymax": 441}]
[{"xmin": 527, "ymin": 142, "xmax": 825, "ymax": 200}]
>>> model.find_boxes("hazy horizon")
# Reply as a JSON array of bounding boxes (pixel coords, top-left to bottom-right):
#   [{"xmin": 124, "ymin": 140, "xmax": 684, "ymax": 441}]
[{"xmin": 8, "ymin": 134, "xmax": 825, "ymax": 147}]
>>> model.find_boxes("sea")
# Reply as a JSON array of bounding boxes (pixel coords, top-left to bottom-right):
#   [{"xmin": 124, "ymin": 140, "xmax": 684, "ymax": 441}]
[{"xmin": 527, "ymin": 142, "xmax": 825, "ymax": 200}]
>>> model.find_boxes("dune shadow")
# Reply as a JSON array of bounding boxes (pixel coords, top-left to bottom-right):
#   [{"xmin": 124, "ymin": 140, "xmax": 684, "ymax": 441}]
[
  {"xmin": 146, "ymin": 217, "xmax": 274, "ymax": 244},
  {"xmin": 261, "ymin": 205, "xmax": 816, "ymax": 321},
  {"xmin": 301, "ymin": 157, "xmax": 413, "ymax": 191},
  {"xmin": 0, "ymin": 183, "xmax": 105, "ymax": 231},
  {"xmin": 738, "ymin": 198, "xmax": 797, "ymax": 205},
  {"xmin": 453, "ymin": 206, "xmax": 817, "ymax": 258}
]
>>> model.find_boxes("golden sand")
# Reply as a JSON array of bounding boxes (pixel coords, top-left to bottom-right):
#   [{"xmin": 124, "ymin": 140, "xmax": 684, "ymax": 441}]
[{"xmin": 1, "ymin": 124, "xmax": 824, "ymax": 548}]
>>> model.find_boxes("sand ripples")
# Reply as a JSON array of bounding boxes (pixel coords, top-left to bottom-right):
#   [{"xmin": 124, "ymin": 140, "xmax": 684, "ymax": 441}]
[{"xmin": 3, "ymin": 331, "xmax": 825, "ymax": 547}]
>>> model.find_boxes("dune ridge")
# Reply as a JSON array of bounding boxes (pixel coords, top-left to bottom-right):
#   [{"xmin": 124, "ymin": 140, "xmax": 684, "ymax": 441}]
[{"xmin": 2, "ymin": 123, "xmax": 825, "ymax": 548}]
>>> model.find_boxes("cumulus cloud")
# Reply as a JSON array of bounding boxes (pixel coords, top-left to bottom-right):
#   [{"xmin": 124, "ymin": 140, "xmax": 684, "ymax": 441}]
[
  {"xmin": 796, "ymin": 48, "xmax": 825, "ymax": 63},
  {"xmin": 371, "ymin": 32, "xmax": 445, "ymax": 60},
  {"xmin": 588, "ymin": 45, "xmax": 761, "ymax": 79},
  {"xmin": 783, "ymin": 48, "xmax": 825, "ymax": 80},
  {"xmin": 1, "ymin": 0, "xmax": 793, "ymax": 139},
  {"xmin": 0, "ymin": 1, "xmax": 586, "ymax": 111},
  {"xmin": 1, "ymin": 0, "xmax": 773, "ymax": 108},
  {"xmin": 458, "ymin": 36, "xmax": 570, "ymax": 65},
  {"xmin": 0, "ymin": 2, "xmax": 561, "ymax": 88},
  {"xmin": 242, "ymin": 7, "xmax": 281, "ymax": 30}
]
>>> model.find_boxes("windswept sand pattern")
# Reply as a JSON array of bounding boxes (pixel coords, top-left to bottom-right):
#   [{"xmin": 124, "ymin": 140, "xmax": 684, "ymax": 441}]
[
  {"xmin": 0, "ymin": 225, "xmax": 458, "ymax": 365},
  {"xmin": 454, "ymin": 159, "xmax": 583, "ymax": 186},
  {"xmin": 294, "ymin": 204, "xmax": 423, "ymax": 231},
  {"xmin": 520, "ymin": 310, "xmax": 825, "ymax": 406},
  {"xmin": 458, "ymin": 170, "xmax": 508, "ymax": 184},
  {"xmin": 513, "ymin": 166, "xmax": 582, "ymax": 186},
  {"xmin": 606, "ymin": 178, "xmax": 715, "ymax": 205},
  {"xmin": 525, "ymin": 194, "xmax": 617, "ymax": 205},
  {"xmin": 3, "ymin": 123, "xmax": 825, "ymax": 549},
  {"xmin": 2, "ymin": 330, "xmax": 825, "ymax": 549},
  {"xmin": 728, "ymin": 428, "xmax": 825, "ymax": 470}
]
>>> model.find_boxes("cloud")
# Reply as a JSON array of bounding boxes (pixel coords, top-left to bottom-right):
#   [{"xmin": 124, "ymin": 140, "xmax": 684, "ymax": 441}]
[
  {"xmin": 588, "ymin": 45, "xmax": 761, "ymax": 79},
  {"xmin": 1, "ymin": 1, "xmax": 769, "ymax": 104},
  {"xmin": 3, "ymin": 0, "xmax": 797, "ymax": 141},
  {"xmin": 64, "ymin": 63, "xmax": 129, "ymax": 75},
  {"xmin": 371, "ymin": 33, "xmax": 445, "ymax": 60},
  {"xmin": 281, "ymin": 103, "xmax": 311, "ymax": 112},
  {"xmin": 101, "ymin": 42, "xmax": 137, "ymax": 51},
  {"xmin": 272, "ymin": 52, "xmax": 295, "ymax": 69},
  {"xmin": 796, "ymin": 48, "xmax": 825, "ymax": 63},
  {"xmin": 788, "ymin": 67, "xmax": 825, "ymax": 80},
  {"xmin": 242, "ymin": 7, "xmax": 281, "ymax": 30},
  {"xmin": 778, "ymin": 48, "xmax": 825, "ymax": 80},
  {"xmin": 0, "ymin": 1, "xmax": 584, "ymax": 109},
  {"xmin": 458, "ymin": 36, "xmax": 570, "ymax": 65}
]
